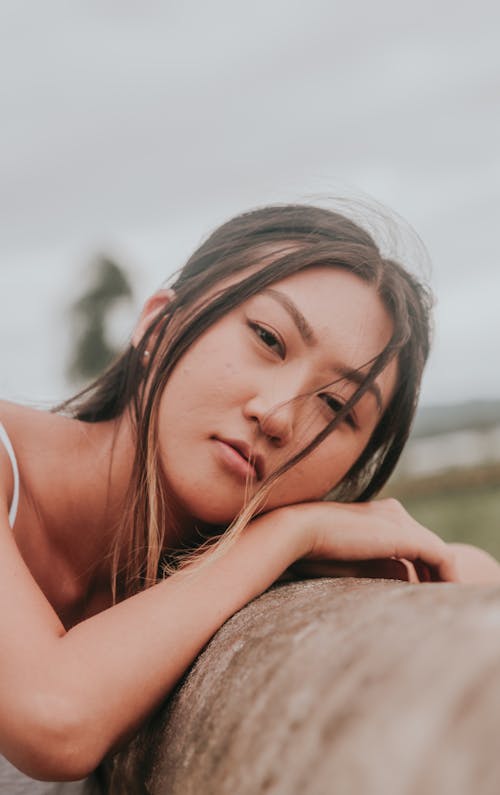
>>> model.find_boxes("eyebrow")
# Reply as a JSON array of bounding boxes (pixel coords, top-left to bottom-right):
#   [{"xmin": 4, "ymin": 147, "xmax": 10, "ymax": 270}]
[
  {"xmin": 262, "ymin": 287, "xmax": 384, "ymax": 413},
  {"xmin": 264, "ymin": 288, "xmax": 317, "ymax": 344}
]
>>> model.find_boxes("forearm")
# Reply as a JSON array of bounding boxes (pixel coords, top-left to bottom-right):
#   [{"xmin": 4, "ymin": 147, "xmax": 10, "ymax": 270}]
[
  {"xmin": 31, "ymin": 510, "xmax": 302, "ymax": 777},
  {"xmin": 3, "ymin": 494, "xmax": 460, "ymax": 780}
]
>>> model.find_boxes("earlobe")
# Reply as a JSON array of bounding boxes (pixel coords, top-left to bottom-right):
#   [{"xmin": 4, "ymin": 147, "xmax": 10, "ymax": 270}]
[{"xmin": 131, "ymin": 288, "xmax": 176, "ymax": 349}]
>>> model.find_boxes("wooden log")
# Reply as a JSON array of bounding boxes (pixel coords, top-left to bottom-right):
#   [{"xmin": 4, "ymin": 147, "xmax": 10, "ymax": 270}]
[{"xmin": 105, "ymin": 578, "xmax": 500, "ymax": 794}]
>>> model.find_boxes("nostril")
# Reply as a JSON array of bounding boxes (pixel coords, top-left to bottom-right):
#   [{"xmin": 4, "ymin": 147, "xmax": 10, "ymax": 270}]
[
  {"xmin": 244, "ymin": 395, "xmax": 295, "ymax": 447},
  {"xmin": 260, "ymin": 410, "xmax": 293, "ymax": 445}
]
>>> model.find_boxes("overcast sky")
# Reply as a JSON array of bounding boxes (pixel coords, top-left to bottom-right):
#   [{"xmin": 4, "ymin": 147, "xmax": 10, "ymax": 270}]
[{"xmin": 1, "ymin": 1, "xmax": 499, "ymax": 408}]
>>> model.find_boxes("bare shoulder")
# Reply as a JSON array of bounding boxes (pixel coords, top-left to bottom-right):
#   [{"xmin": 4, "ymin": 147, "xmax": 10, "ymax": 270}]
[
  {"xmin": 0, "ymin": 400, "xmax": 45, "ymax": 519},
  {"xmin": 449, "ymin": 542, "xmax": 500, "ymax": 585}
]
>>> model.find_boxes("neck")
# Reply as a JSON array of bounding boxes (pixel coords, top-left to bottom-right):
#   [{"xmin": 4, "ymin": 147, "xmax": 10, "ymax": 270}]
[
  {"xmin": 39, "ymin": 411, "xmax": 196, "ymax": 590},
  {"xmin": 7, "ymin": 402, "xmax": 199, "ymax": 619}
]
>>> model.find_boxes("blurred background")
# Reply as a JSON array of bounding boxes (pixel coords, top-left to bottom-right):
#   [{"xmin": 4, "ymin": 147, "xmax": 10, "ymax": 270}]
[{"xmin": 1, "ymin": 2, "xmax": 499, "ymax": 554}]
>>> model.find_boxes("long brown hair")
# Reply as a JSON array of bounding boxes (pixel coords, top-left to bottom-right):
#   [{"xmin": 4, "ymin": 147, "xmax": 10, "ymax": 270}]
[{"xmin": 59, "ymin": 204, "xmax": 432, "ymax": 600}]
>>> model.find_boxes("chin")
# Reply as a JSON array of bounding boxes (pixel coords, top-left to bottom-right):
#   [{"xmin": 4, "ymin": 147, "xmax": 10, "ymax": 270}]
[{"xmin": 176, "ymin": 492, "xmax": 246, "ymax": 530}]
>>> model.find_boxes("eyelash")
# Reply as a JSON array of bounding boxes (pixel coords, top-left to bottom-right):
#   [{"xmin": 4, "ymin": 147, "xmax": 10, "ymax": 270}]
[
  {"xmin": 249, "ymin": 321, "xmax": 286, "ymax": 359},
  {"xmin": 319, "ymin": 394, "xmax": 358, "ymax": 429},
  {"xmin": 249, "ymin": 320, "xmax": 358, "ymax": 429}
]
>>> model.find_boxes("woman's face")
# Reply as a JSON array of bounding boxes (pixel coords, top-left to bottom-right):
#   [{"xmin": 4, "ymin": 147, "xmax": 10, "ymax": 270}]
[{"xmin": 157, "ymin": 266, "xmax": 398, "ymax": 528}]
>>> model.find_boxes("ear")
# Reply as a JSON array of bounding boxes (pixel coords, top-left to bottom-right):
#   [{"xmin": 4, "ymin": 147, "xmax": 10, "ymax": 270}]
[{"xmin": 131, "ymin": 288, "xmax": 176, "ymax": 349}]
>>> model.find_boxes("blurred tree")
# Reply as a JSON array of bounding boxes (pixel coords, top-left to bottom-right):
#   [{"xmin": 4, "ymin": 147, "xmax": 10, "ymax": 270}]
[{"xmin": 67, "ymin": 256, "xmax": 133, "ymax": 384}]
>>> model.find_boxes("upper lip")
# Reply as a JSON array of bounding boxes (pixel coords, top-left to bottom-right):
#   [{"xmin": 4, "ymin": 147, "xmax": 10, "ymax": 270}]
[{"xmin": 216, "ymin": 437, "xmax": 265, "ymax": 481}]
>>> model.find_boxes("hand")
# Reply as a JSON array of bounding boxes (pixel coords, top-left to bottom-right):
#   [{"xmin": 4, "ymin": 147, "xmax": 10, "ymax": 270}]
[{"xmin": 271, "ymin": 498, "xmax": 458, "ymax": 583}]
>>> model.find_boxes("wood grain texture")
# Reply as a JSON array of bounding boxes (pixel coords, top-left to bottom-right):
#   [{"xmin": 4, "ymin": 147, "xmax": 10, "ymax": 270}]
[{"xmin": 106, "ymin": 578, "xmax": 500, "ymax": 794}]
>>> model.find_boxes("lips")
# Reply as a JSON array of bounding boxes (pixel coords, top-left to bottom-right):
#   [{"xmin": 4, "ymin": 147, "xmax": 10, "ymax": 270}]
[{"xmin": 214, "ymin": 437, "xmax": 265, "ymax": 481}]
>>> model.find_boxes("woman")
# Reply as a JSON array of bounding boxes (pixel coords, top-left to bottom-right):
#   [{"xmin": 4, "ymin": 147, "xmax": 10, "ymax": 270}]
[{"xmin": 1, "ymin": 204, "xmax": 498, "ymax": 791}]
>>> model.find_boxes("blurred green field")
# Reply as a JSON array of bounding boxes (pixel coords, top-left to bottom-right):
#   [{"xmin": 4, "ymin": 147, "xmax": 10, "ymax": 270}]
[
  {"xmin": 385, "ymin": 464, "xmax": 500, "ymax": 561},
  {"xmin": 401, "ymin": 485, "xmax": 500, "ymax": 561}
]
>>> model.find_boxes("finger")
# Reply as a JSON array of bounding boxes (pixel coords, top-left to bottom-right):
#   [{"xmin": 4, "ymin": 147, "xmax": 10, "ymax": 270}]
[{"xmin": 298, "ymin": 500, "xmax": 459, "ymax": 582}]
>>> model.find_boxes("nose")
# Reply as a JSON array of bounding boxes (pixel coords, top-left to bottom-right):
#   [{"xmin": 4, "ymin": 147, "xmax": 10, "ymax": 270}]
[{"xmin": 243, "ymin": 390, "xmax": 296, "ymax": 447}]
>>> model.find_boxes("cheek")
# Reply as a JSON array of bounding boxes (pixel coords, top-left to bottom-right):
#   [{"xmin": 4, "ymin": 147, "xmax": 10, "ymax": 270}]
[
  {"xmin": 184, "ymin": 333, "xmax": 246, "ymax": 386},
  {"xmin": 268, "ymin": 439, "xmax": 364, "ymax": 505},
  {"xmin": 158, "ymin": 338, "xmax": 250, "ymax": 433}
]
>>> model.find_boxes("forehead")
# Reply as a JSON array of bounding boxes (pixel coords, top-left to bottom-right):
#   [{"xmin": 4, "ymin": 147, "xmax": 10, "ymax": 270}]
[{"xmin": 253, "ymin": 266, "xmax": 392, "ymax": 354}]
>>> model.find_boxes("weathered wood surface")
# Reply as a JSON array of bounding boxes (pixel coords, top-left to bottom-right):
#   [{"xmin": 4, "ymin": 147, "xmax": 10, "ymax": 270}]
[{"xmin": 106, "ymin": 578, "xmax": 500, "ymax": 795}]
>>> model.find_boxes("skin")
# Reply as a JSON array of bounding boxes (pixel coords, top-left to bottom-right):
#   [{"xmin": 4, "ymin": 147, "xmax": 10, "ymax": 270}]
[
  {"xmin": 155, "ymin": 267, "xmax": 398, "ymax": 528},
  {"xmin": 0, "ymin": 267, "xmax": 499, "ymax": 781}
]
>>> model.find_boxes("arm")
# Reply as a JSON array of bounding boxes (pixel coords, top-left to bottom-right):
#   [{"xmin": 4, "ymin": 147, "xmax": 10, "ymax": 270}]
[
  {"xmin": 0, "ymin": 504, "xmax": 303, "ymax": 780},
  {"xmin": 0, "ymin": 497, "xmax": 456, "ymax": 781}
]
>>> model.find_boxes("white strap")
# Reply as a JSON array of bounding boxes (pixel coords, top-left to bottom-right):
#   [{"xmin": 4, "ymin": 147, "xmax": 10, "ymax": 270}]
[{"xmin": 0, "ymin": 423, "xmax": 20, "ymax": 528}]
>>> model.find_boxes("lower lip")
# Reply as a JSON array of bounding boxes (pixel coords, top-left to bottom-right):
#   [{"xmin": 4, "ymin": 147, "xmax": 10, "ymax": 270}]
[{"xmin": 213, "ymin": 439, "xmax": 257, "ymax": 481}]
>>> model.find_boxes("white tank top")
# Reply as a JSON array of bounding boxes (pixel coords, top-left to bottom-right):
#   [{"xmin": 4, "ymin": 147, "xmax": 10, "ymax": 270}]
[
  {"xmin": 0, "ymin": 422, "xmax": 19, "ymax": 527},
  {"xmin": 0, "ymin": 422, "xmax": 98, "ymax": 793}
]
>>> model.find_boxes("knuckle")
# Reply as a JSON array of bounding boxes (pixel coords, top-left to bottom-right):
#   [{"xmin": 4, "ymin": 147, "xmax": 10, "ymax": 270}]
[
  {"xmin": 376, "ymin": 497, "xmax": 408, "ymax": 525},
  {"xmin": 383, "ymin": 497, "xmax": 404, "ymax": 513}
]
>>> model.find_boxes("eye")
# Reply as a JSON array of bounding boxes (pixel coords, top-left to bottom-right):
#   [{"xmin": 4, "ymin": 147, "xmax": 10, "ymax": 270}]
[
  {"xmin": 319, "ymin": 393, "xmax": 358, "ymax": 429},
  {"xmin": 249, "ymin": 321, "xmax": 286, "ymax": 359}
]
